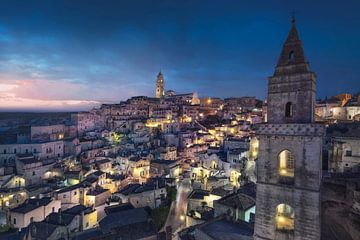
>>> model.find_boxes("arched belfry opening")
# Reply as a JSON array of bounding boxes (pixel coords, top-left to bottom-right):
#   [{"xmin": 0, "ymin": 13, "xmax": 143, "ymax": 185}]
[
  {"xmin": 289, "ymin": 50, "xmax": 295, "ymax": 62},
  {"xmin": 275, "ymin": 204, "xmax": 295, "ymax": 231},
  {"xmin": 278, "ymin": 150, "xmax": 294, "ymax": 178},
  {"xmin": 285, "ymin": 102, "xmax": 293, "ymax": 118}
]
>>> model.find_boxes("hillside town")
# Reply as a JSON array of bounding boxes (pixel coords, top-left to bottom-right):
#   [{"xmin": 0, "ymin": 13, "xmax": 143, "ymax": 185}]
[{"xmin": 0, "ymin": 20, "xmax": 359, "ymax": 240}]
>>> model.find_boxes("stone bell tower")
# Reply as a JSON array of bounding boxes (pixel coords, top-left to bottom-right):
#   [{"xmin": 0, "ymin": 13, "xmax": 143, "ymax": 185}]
[
  {"xmin": 155, "ymin": 71, "xmax": 165, "ymax": 98},
  {"xmin": 254, "ymin": 19, "xmax": 324, "ymax": 240}
]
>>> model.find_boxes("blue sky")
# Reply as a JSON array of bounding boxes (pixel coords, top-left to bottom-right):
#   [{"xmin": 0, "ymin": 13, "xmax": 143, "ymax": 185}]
[{"xmin": 0, "ymin": 0, "xmax": 359, "ymax": 110}]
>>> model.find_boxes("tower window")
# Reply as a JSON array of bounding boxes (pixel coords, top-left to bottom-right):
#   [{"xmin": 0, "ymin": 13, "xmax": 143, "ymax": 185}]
[
  {"xmin": 285, "ymin": 102, "xmax": 293, "ymax": 118},
  {"xmin": 275, "ymin": 204, "xmax": 294, "ymax": 231},
  {"xmin": 278, "ymin": 150, "xmax": 294, "ymax": 178},
  {"xmin": 289, "ymin": 51, "xmax": 295, "ymax": 62}
]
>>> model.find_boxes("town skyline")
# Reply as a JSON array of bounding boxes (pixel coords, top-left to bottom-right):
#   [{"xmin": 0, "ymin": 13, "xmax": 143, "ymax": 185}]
[
  {"xmin": 0, "ymin": 3, "xmax": 359, "ymax": 240},
  {"xmin": 0, "ymin": 1, "xmax": 359, "ymax": 111}
]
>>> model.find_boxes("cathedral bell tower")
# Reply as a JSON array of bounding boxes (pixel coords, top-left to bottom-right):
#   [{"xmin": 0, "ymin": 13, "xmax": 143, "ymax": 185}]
[
  {"xmin": 156, "ymin": 71, "xmax": 165, "ymax": 98},
  {"xmin": 254, "ymin": 19, "xmax": 324, "ymax": 240}
]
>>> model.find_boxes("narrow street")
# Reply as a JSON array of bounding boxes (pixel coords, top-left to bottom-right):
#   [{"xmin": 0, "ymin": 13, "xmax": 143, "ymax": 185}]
[{"xmin": 163, "ymin": 178, "xmax": 192, "ymax": 235}]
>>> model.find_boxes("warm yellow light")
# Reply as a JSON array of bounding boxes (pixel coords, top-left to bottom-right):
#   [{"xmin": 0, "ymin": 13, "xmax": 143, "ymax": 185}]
[
  {"xmin": 207, "ymin": 98, "xmax": 212, "ymax": 104},
  {"xmin": 280, "ymin": 169, "xmax": 287, "ymax": 174},
  {"xmin": 180, "ymin": 215, "xmax": 185, "ymax": 221},
  {"xmin": 277, "ymin": 216, "xmax": 285, "ymax": 223}
]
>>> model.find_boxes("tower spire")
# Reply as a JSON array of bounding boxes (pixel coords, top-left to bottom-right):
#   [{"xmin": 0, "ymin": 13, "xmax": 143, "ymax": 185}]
[{"xmin": 275, "ymin": 17, "xmax": 307, "ymax": 71}]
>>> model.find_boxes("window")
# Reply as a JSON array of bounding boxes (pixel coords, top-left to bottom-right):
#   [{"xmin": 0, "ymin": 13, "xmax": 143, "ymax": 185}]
[
  {"xmin": 30, "ymin": 217, "xmax": 34, "ymax": 223},
  {"xmin": 52, "ymin": 207, "xmax": 55, "ymax": 212},
  {"xmin": 32, "ymin": 171, "xmax": 36, "ymax": 176},
  {"xmin": 13, "ymin": 218, "xmax": 16, "ymax": 225},
  {"xmin": 63, "ymin": 194, "xmax": 67, "ymax": 198},
  {"xmin": 3, "ymin": 150, "xmax": 6, "ymax": 154},
  {"xmin": 86, "ymin": 222, "xmax": 89, "ymax": 227},
  {"xmin": 74, "ymin": 191, "xmax": 77, "ymax": 196},
  {"xmin": 33, "ymin": 149, "xmax": 37, "ymax": 153},
  {"xmin": 275, "ymin": 204, "xmax": 294, "ymax": 231},
  {"xmin": 345, "ymin": 150, "xmax": 352, "ymax": 156},
  {"xmin": 285, "ymin": 102, "xmax": 293, "ymax": 118},
  {"xmin": 289, "ymin": 51, "xmax": 295, "ymax": 62},
  {"xmin": 14, "ymin": 149, "xmax": 16, "ymax": 154},
  {"xmin": 278, "ymin": 150, "xmax": 294, "ymax": 178},
  {"xmin": 25, "ymin": 149, "xmax": 28, "ymax": 154}
]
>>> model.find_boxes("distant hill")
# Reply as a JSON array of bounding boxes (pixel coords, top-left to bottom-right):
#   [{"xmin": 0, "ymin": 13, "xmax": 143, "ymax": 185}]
[{"xmin": 0, "ymin": 112, "xmax": 75, "ymax": 128}]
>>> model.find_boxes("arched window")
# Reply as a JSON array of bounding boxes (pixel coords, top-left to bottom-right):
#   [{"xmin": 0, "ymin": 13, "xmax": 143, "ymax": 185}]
[
  {"xmin": 285, "ymin": 102, "xmax": 293, "ymax": 118},
  {"xmin": 276, "ymin": 204, "xmax": 294, "ymax": 231},
  {"xmin": 289, "ymin": 51, "xmax": 295, "ymax": 62},
  {"xmin": 278, "ymin": 150, "xmax": 294, "ymax": 177}
]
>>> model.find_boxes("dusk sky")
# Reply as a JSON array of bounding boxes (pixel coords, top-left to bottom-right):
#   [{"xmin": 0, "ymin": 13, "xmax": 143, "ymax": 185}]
[{"xmin": 0, "ymin": 0, "xmax": 359, "ymax": 111}]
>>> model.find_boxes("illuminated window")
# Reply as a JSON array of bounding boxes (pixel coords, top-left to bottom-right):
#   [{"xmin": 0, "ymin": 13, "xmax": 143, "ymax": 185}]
[
  {"xmin": 276, "ymin": 204, "xmax": 294, "ymax": 231},
  {"xmin": 278, "ymin": 150, "xmax": 294, "ymax": 177}
]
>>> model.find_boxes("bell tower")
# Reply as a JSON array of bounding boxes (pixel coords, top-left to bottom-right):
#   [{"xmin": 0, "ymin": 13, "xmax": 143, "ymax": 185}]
[
  {"xmin": 254, "ymin": 19, "xmax": 324, "ymax": 240},
  {"xmin": 155, "ymin": 71, "xmax": 164, "ymax": 98},
  {"xmin": 267, "ymin": 18, "xmax": 316, "ymax": 124}
]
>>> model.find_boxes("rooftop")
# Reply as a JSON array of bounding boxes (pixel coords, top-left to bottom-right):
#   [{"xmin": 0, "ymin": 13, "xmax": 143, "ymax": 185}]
[
  {"xmin": 104, "ymin": 203, "xmax": 135, "ymax": 215},
  {"xmin": 11, "ymin": 197, "xmax": 53, "ymax": 214},
  {"xmin": 99, "ymin": 207, "xmax": 149, "ymax": 234},
  {"xmin": 188, "ymin": 189, "xmax": 210, "ymax": 200},
  {"xmin": 96, "ymin": 159, "xmax": 112, "ymax": 165},
  {"xmin": 216, "ymin": 192, "xmax": 255, "ymax": 211},
  {"xmin": 199, "ymin": 217, "xmax": 254, "ymax": 240},
  {"xmin": 45, "ymin": 212, "xmax": 76, "ymax": 226}
]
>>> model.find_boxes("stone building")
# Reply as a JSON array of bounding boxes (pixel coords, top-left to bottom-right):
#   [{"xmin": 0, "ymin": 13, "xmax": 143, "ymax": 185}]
[
  {"xmin": 327, "ymin": 122, "xmax": 360, "ymax": 173},
  {"xmin": 254, "ymin": 19, "xmax": 324, "ymax": 240},
  {"xmin": 156, "ymin": 71, "xmax": 165, "ymax": 98}
]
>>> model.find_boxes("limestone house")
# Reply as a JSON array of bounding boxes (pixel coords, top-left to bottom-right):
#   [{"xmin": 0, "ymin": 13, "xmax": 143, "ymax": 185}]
[{"xmin": 9, "ymin": 197, "xmax": 61, "ymax": 230}]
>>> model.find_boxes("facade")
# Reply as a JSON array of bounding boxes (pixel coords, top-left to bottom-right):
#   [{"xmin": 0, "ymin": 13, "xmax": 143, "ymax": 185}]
[
  {"xmin": 114, "ymin": 179, "xmax": 167, "ymax": 209},
  {"xmin": 156, "ymin": 71, "xmax": 165, "ymax": 98},
  {"xmin": 327, "ymin": 123, "xmax": 360, "ymax": 173},
  {"xmin": 9, "ymin": 197, "xmax": 61, "ymax": 230},
  {"xmin": 0, "ymin": 140, "xmax": 65, "ymax": 166},
  {"xmin": 15, "ymin": 155, "xmax": 57, "ymax": 185},
  {"xmin": 254, "ymin": 20, "xmax": 324, "ymax": 240},
  {"xmin": 213, "ymin": 192, "xmax": 256, "ymax": 223}
]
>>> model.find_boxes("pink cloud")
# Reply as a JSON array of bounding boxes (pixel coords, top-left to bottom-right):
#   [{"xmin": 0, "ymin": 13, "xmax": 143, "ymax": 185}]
[{"xmin": 0, "ymin": 78, "xmax": 101, "ymax": 111}]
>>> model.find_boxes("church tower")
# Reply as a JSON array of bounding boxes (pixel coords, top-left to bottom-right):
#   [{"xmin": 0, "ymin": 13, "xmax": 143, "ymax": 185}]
[
  {"xmin": 155, "ymin": 71, "xmax": 165, "ymax": 98},
  {"xmin": 254, "ymin": 19, "xmax": 324, "ymax": 240}
]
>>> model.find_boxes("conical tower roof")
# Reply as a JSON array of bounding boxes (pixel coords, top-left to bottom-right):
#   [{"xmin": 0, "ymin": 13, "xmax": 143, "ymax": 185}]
[{"xmin": 276, "ymin": 19, "xmax": 307, "ymax": 67}]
